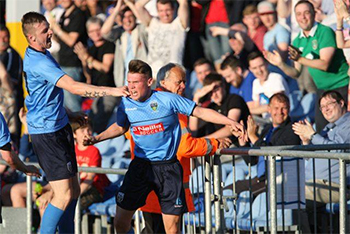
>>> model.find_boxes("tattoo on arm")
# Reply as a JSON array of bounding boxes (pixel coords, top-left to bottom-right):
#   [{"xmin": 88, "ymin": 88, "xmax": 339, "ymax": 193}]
[{"xmin": 83, "ymin": 91, "xmax": 108, "ymax": 97}]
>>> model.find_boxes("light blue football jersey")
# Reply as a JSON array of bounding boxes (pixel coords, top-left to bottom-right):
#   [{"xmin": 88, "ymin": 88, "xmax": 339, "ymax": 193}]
[
  {"xmin": 117, "ymin": 91, "xmax": 196, "ymax": 161},
  {"xmin": 23, "ymin": 47, "xmax": 68, "ymax": 134},
  {"xmin": 0, "ymin": 112, "xmax": 11, "ymax": 148}
]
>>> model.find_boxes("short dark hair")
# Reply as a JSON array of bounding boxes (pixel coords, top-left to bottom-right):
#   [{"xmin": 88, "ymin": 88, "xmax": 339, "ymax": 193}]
[
  {"xmin": 128, "ymin": 59, "xmax": 153, "ymax": 78},
  {"xmin": 203, "ymin": 72, "xmax": 224, "ymax": 86},
  {"xmin": 157, "ymin": 0, "xmax": 175, "ymax": 9},
  {"xmin": 319, "ymin": 90, "xmax": 346, "ymax": 110},
  {"xmin": 21, "ymin": 12, "xmax": 47, "ymax": 37},
  {"xmin": 247, "ymin": 51, "xmax": 265, "ymax": 65},
  {"xmin": 120, "ymin": 7, "xmax": 135, "ymax": 19},
  {"xmin": 193, "ymin": 58, "xmax": 214, "ymax": 70},
  {"xmin": 0, "ymin": 24, "xmax": 10, "ymax": 37},
  {"xmin": 269, "ymin": 93, "xmax": 290, "ymax": 108},
  {"xmin": 221, "ymin": 55, "xmax": 244, "ymax": 71},
  {"xmin": 295, "ymin": 0, "xmax": 315, "ymax": 16}
]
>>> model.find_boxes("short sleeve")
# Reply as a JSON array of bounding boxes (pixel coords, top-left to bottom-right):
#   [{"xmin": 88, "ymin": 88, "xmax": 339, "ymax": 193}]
[
  {"xmin": 252, "ymin": 79, "xmax": 260, "ymax": 102},
  {"xmin": 0, "ymin": 113, "xmax": 11, "ymax": 148},
  {"xmin": 34, "ymin": 55, "xmax": 65, "ymax": 85},
  {"xmin": 276, "ymin": 26, "xmax": 290, "ymax": 45},
  {"xmin": 89, "ymin": 147, "xmax": 102, "ymax": 167},
  {"xmin": 168, "ymin": 93, "xmax": 196, "ymax": 116},
  {"xmin": 116, "ymin": 100, "xmax": 129, "ymax": 127},
  {"xmin": 318, "ymin": 26, "xmax": 336, "ymax": 49}
]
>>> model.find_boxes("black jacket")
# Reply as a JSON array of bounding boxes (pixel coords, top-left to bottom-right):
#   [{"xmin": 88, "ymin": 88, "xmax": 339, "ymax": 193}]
[{"xmin": 244, "ymin": 117, "xmax": 301, "ymax": 165}]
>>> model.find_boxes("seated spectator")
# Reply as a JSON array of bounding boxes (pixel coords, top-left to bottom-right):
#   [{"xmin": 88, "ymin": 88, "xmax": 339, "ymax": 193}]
[
  {"xmin": 135, "ymin": 0, "xmax": 189, "ymax": 78},
  {"xmin": 220, "ymin": 55, "xmax": 256, "ymax": 109},
  {"xmin": 292, "ymin": 90, "xmax": 350, "ymax": 207},
  {"xmin": 229, "ymin": 93, "xmax": 310, "ymax": 232},
  {"xmin": 101, "ymin": 0, "xmax": 148, "ymax": 88},
  {"xmin": 248, "ymin": 51, "xmax": 289, "ymax": 117},
  {"xmin": 190, "ymin": 73, "xmax": 250, "ymax": 144},
  {"xmin": 242, "ymin": 4, "xmax": 267, "ymax": 52},
  {"xmin": 74, "ymin": 16, "xmax": 118, "ymax": 133},
  {"xmin": 185, "ymin": 58, "xmax": 215, "ymax": 100}
]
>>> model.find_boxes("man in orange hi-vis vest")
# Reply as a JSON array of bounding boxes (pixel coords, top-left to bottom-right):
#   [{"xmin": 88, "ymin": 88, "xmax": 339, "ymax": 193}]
[{"xmin": 125, "ymin": 63, "xmax": 232, "ymax": 233}]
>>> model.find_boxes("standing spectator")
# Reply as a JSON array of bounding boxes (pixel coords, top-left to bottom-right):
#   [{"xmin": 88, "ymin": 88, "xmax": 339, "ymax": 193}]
[
  {"xmin": 333, "ymin": 0, "xmax": 350, "ymax": 111},
  {"xmin": 220, "ymin": 55, "xmax": 256, "ymax": 108},
  {"xmin": 74, "ymin": 17, "xmax": 118, "ymax": 133},
  {"xmin": 242, "ymin": 4, "xmax": 267, "ymax": 52},
  {"xmin": 42, "ymin": 0, "xmax": 64, "ymax": 61},
  {"xmin": 209, "ymin": 25, "xmax": 260, "ymax": 69},
  {"xmin": 258, "ymin": 0, "xmax": 298, "ymax": 93},
  {"xmin": 135, "ymin": 0, "xmax": 189, "ymax": 79},
  {"xmin": 101, "ymin": 0, "xmax": 148, "ymax": 88},
  {"xmin": 0, "ymin": 25, "xmax": 23, "ymax": 143},
  {"xmin": 264, "ymin": 0, "xmax": 349, "ymax": 132},
  {"xmin": 183, "ymin": 1, "xmax": 205, "ymax": 70},
  {"xmin": 48, "ymin": 0, "xmax": 88, "ymax": 112},
  {"xmin": 196, "ymin": 0, "xmax": 257, "ymax": 63},
  {"xmin": 248, "ymin": 51, "xmax": 289, "ymax": 117}
]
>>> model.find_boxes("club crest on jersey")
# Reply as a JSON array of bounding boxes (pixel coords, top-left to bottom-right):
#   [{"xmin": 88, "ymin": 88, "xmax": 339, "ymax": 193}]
[
  {"xmin": 150, "ymin": 101, "xmax": 158, "ymax": 111},
  {"xmin": 312, "ymin": 40, "xmax": 318, "ymax": 50}
]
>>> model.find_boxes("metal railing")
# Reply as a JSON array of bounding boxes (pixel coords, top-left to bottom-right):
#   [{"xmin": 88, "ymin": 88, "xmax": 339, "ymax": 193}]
[
  {"xmin": 199, "ymin": 144, "xmax": 350, "ymax": 234},
  {"xmin": 0, "ymin": 160, "xmax": 127, "ymax": 234},
  {"xmin": 1, "ymin": 143, "xmax": 349, "ymax": 234}
]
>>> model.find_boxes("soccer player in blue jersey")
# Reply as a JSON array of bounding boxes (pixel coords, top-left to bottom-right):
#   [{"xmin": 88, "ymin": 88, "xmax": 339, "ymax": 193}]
[
  {"xmin": 85, "ymin": 59, "xmax": 247, "ymax": 233},
  {"xmin": 20, "ymin": 12, "xmax": 129, "ymax": 234},
  {"xmin": 0, "ymin": 112, "xmax": 41, "ymax": 224}
]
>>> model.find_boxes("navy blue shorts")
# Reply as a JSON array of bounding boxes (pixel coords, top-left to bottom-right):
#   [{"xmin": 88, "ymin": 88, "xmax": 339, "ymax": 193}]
[
  {"xmin": 31, "ymin": 124, "xmax": 78, "ymax": 181},
  {"xmin": 116, "ymin": 157, "xmax": 187, "ymax": 215}
]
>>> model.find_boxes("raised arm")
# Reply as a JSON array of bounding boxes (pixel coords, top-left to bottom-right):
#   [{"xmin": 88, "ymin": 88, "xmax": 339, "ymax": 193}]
[
  {"xmin": 56, "ymin": 74, "xmax": 129, "ymax": 97},
  {"xmin": 177, "ymin": 0, "xmax": 189, "ymax": 29},
  {"xmin": 48, "ymin": 15, "xmax": 80, "ymax": 48},
  {"xmin": 334, "ymin": 0, "xmax": 350, "ymax": 48},
  {"xmin": 101, "ymin": 0, "xmax": 124, "ymax": 36},
  {"xmin": 135, "ymin": 0, "xmax": 153, "ymax": 26}
]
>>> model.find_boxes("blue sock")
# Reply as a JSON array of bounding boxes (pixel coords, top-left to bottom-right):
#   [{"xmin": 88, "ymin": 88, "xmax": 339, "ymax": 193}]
[
  {"xmin": 58, "ymin": 199, "xmax": 78, "ymax": 234},
  {"xmin": 40, "ymin": 203, "xmax": 64, "ymax": 234}
]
